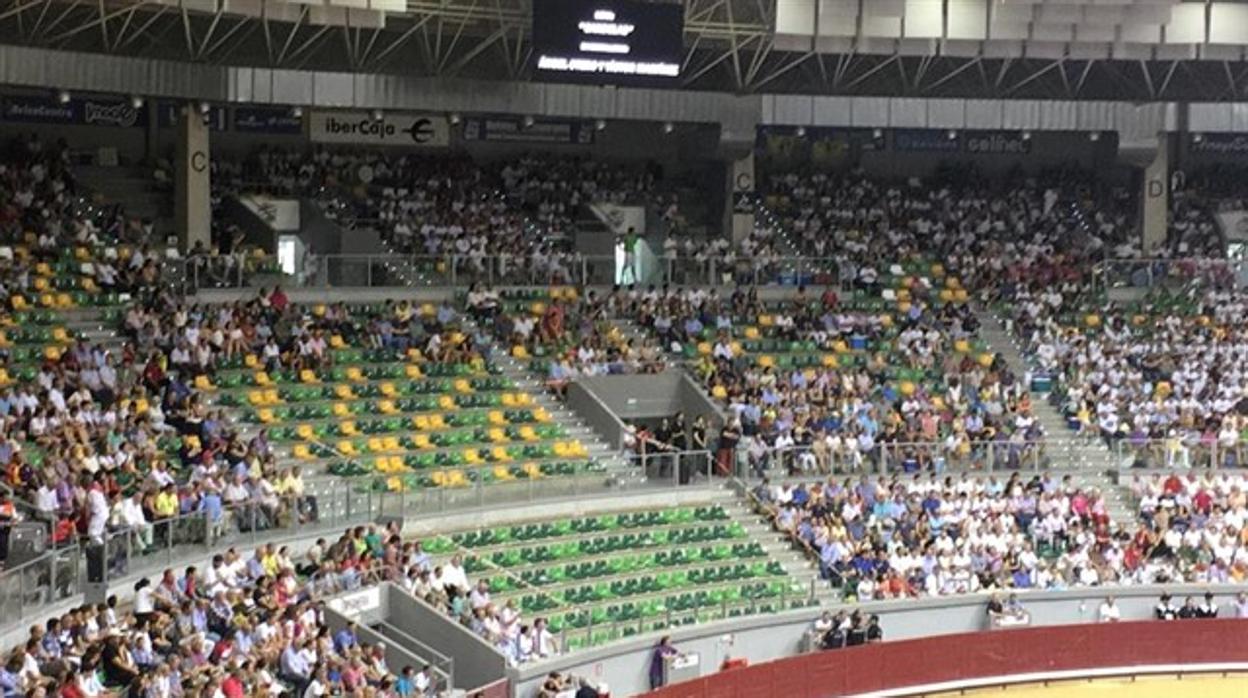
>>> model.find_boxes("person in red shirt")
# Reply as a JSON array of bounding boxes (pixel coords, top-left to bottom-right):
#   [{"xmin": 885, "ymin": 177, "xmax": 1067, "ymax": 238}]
[
  {"xmin": 269, "ymin": 285, "xmax": 289, "ymax": 313},
  {"xmin": 221, "ymin": 665, "xmax": 247, "ymax": 698}
]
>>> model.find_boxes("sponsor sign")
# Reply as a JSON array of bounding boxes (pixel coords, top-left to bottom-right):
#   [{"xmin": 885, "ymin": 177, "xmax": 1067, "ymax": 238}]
[
  {"xmin": 326, "ymin": 587, "xmax": 381, "ymax": 618},
  {"xmin": 308, "ymin": 110, "xmax": 450, "ymax": 147},
  {"xmin": 462, "ymin": 117, "xmax": 594, "ymax": 144},
  {"xmin": 893, "ymin": 129, "xmax": 959, "ymax": 152},
  {"xmin": 157, "ymin": 101, "xmax": 227, "ymax": 131},
  {"xmin": 1191, "ymin": 133, "xmax": 1248, "ymax": 155},
  {"xmin": 234, "ymin": 106, "xmax": 303, "ymax": 134},
  {"xmin": 1, "ymin": 95, "xmax": 147, "ymax": 128},
  {"xmin": 963, "ymin": 130, "xmax": 1032, "ymax": 155}
]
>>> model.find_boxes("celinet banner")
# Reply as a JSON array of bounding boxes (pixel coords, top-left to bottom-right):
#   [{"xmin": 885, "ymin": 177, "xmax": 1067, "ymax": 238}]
[{"xmin": 308, "ymin": 110, "xmax": 449, "ymax": 147}]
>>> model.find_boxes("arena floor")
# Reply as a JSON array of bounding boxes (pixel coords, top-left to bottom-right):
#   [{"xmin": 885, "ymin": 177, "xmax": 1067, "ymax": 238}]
[{"xmin": 927, "ymin": 674, "xmax": 1248, "ymax": 697}]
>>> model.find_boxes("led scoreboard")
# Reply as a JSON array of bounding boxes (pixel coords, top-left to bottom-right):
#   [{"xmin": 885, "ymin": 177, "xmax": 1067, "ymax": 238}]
[{"xmin": 533, "ymin": 0, "xmax": 684, "ymax": 84}]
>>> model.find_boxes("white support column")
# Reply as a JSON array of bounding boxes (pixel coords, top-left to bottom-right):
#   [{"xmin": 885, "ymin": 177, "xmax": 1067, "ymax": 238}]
[
  {"xmin": 729, "ymin": 151, "xmax": 755, "ymax": 246},
  {"xmin": 175, "ymin": 104, "xmax": 211, "ymax": 252},
  {"xmin": 1141, "ymin": 132, "xmax": 1171, "ymax": 254}
]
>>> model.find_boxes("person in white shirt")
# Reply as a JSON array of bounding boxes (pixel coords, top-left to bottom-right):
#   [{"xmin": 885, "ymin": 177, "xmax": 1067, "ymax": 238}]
[
  {"xmin": 441, "ymin": 555, "xmax": 470, "ymax": 593},
  {"xmin": 1098, "ymin": 596, "xmax": 1121, "ymax": 622}
]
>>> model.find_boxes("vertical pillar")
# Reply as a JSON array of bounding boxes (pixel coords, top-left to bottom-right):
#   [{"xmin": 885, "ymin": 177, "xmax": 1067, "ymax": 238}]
[
  {"xmin": 1141, "ymin": 132, "xmax": 1171, "ymax": 254},
  {"xmin": 176, "ymin": 104, "xmax": 211, "ymax": 252},
  {"xmin": 728, "ymin": 151, "xmax": 755, "ymax": 246}
]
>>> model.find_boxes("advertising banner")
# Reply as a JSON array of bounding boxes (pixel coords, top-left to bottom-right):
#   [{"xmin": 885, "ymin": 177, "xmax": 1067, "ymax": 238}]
[
  {"xmin": 1191, "ymin": 133, "xmax": 1248, "ymax": 155},
  {"xmin": 893, "ymin": 128, "xmax": 959, "ymax": 152},
  {"xmin": 233, "ymin": 106, "xmax": 303, "ymax": 135},
  {"xmin": 157, "ymin": 101, "xmax": 227, "ymax": 131},
  {"xmin": 308, "ymin": 110, "xmax": 449, "ymax": 147},
  {"xmin": 462, "ymin": 117, "xmax": 593, "ymax": 144},
  {"xmin": 963, "ymin": 130, "xmax": 1032, "ymax": 154},
  {"xmin": 1, "ymin": 95, "xmax": 147, "ymax": 128}
]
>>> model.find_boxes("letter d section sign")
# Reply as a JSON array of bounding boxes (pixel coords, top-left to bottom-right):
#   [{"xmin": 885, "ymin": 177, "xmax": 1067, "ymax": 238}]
[{"xmin": 308, "ymin": 110, "xmax": 450, "ymax": 147}]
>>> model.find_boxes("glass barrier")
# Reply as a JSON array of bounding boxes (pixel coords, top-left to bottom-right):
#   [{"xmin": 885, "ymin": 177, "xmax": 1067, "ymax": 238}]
[
  {"xmin": 1113, "ymin": 438, "xmax": 1246, "ymax": 470},
  {"xmin": 1098, "ymin": 258, "xmax": 1239, "ymax": 291}
]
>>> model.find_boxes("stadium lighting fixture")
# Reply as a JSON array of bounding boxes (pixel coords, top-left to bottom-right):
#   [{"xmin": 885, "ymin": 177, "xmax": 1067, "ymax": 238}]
[
  {"xmin": 57, "ymin": 90, "xmax": 71, "ymax": 104},
  {"xmin": 291, "ymin": 106, "xmax": 303, "ymax": 118},
  {"xmin": 595, "ymin": 119, "xmax": 607, "ymax": 131},
  {"xmin": 371, "ymin": 109, "xmax": 384, "ymax": 121},
  {"xmin": 449, "ymin": 113, "xmax": 462, "ymax": 125},
  {"xmin": 663, "ymin": 121, "xmax": 675, "ymax": 134},
  {"xmin": 1089, "ymin": 131, "xmax": 1101, "ymax": 142},
  {"xmin": 522, "ymin": 115, "xmax": 535, "ymax": 128},
  {"xmin": 130, "ymin": 95, "xmax": 144, "ymax": 109},
  {"xmin": 1022, "ymin": 131, "xmax": 1031, "ymax": 140},
  {"xmin": 795, "ymin": 126, "xmax": 806, "ymax": 137},
  {"xmin": 946, "ymin": 129, "xmax": 957, "ymax": 140}
]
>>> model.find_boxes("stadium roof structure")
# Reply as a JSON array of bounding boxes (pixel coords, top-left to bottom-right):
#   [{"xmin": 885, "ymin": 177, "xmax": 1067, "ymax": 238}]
[{"xmin": 3, "ymin": 0, "xmax": 1248, "ymax": 102}]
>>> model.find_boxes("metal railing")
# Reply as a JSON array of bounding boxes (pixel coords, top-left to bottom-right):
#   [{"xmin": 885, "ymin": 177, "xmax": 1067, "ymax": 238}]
[
  {"xmin": 1112, "ymin": 437, "xmax": 1248, "ymax": 470},
  {"xmin": 1097, "ymin": 257, "xmax": 1241, "ymax": 291},
  {"xmin": 170, "ymin": 253, "xmax": 846, "ymax": 292}
]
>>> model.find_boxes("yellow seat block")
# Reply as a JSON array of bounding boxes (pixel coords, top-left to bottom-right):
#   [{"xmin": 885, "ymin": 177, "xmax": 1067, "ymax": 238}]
[
  {"xmin": 337, "ymin": 441, "xmax": 357, "ymax": 456},
  {"xmin": 329, "ymin": 335, "xmax": 345, "ymax": 349},
  {"xmin": 33, "ymin": 278, "xmax": 48, "ymax": 292},
  {"xmin": 493, "ymin": 466, "xmax": 513, "ymax": 481},
  {"xmin": 346, "ymin": 367, "xmax": 365, "ymax": 382},
  {"xmin": 758, "ymin": 314, "xmax": 773, "ymax": 327},
  {"xmin": 492, "ymin": 447, "xmax": 512, "ymax": 462},
  {"xmin": 380, "ymin": 382, "xmax": 397, "ymax": 397},
  {"xmin": 523, "ymin": 463, "xmax": 543, "ymax": 479},
  {"xmin": 553, "ymin": 442, "xmax": 569, "ymax": 457},
  {"xmin": 378, "ymin": 400, "xmax": 398, "ymax": 414},
  {"xmin": 488, "ymin": 428, "xmax": 508, "ymax": 443},
  {"xmin": 80, "ymin": 278, "xmax": 98, "ymax": 293},
  {"xmin": 44, "ymin": 346, "xmax": 60, "ymax": 361},
  {"xmin": 512, "ymin": 345, "xmax": 529, "ymax": 359},
  {"xmin": 406, "ymin": 348, "xmax": 424, "ymax": 363},
  {"xmin": 248, "ymin": 391, "xmax": 265, "ymax": 406},
  {"xmin": 463, "ymin": 449, "xmax": 482, "ymax": 464},
  {"xmin": 389, "ymin": 456, "xmax": 405, "ymax": 472},
  {"xmin": 515, "ymin": 393, "xmax": 533, "ymax": 406},
  {"xmin": 0, "ymin": 369, "xmax": 11, "ymax": 385},
  {"xmin": 297, "ymin": 424, "xmax": 315, "ymax": 440},
  {"xmin": 757, "ymin": 355, "xmax": 775, "ymax": 368},
  {"xmin": 293, "ymin": 444, "xmax": 313, "ymax": 460},
  {"xmin": 438, "ymin": 395, "xmax": 457, "ymax": 410},
  {"xmin": 334, "ymin": 385, "xmax": 356, "ymax": 400},
  {"xmin": 405, "ymin": 365, "xmax": 424, "ymax": 379},
  {"xmin": 821, "ymin": 355, "xmax": 839, "ymax": 368},
  {"xmin": 333, "ymin": 403, "xmax": 350, "ymax": 417},
  {"xmin": 414, "ymin": 434, "xmax": 432, "ymax": 449},
  {"xmin": 56, "ymin": 293, "xmax": 73, "ymax": 308},
  {"xmin": 697, "ymin": 342, "xmax": 711, "ymax": 355},
  {"xmin": 533, "ymin": 409, "xmax": 551, "ymax": 423},
  {"xmin": 453, "ymin": 379, "xmax": 472, "ymax": 394},
  {"xmin": 519, "ymin": 426, "xmax": 538, "ymax": 442},
  {"xmin": 244, "ymin": 354, "xmax": 259, "ymax": 368},
  {"xmin": 412, "ymin": 415, "xmax": 430, "ymax": 430},
  {"xmin": 374, "ymin": 456, "xmax": 391, "ymax": 472},
  {"xmin": 299, "ymin": 369, "xmax": 319, "ymax": 384},
  {"xmin": 488, "ymin": 410, "xmax": 506, "ymax": 426},
  {"xmin": 254, "ymin": 371, "xmax": 272, "ymax": 386},
  {"xmin": 368, "ymin": 438, "xmax": 384, "ymax": 453},
  {"xmin": 340, "ymin": 421, "xmax": 358, "ymax": 436},
  {"xmin": 501, "ymin": 393, "xmax": 517, "ymax": 407},
  {"xmin": 194, "ymin": 375, "xmax": 215, "ymax": 391},
  {"xmin": 386, "ymin": 476, "xmax": 403, "ymax": 492},
  {"xmin": 35, "ymin": 262, "xmax": 51, "ymax": 277},
  {"xmin": 429, "ymin": 414, "xmax": 447, "ymax": 429},
  {"xmin": 258, "ymin": 409, "xmax": 275, "ymax": 424},
  {"xmin": 264, "ymin": 389, "xmax": 282, "ymax": 405},
  {"xmin": 383, "ymin": 436, "xmax": 401, "ymax": 452}
]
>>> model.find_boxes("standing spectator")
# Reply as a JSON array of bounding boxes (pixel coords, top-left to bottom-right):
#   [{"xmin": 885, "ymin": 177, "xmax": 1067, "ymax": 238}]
[
  {"xmin": 1154, "ymin": 592, "xmax": 1178, "ymax": 620},
  {"xmin": 1098, "ymin": 596, "xmax": 1121, "ymax": 623},
  {"xmin": 647, "ymin": 636, "xmax": 679, "ymax": 690}
]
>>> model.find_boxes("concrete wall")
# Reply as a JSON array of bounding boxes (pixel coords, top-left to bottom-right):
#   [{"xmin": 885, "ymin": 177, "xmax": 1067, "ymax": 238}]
[
  {"xmin": 385, "ymin": 585, "xmax": 508, "ymax": 690},
  {"xmin": 575, "ymin": 373, "xmax": 718, "ymax": 423},
  {"xmin": 510, "ymin": 584, "xmax": 1248, "ymax": 697}
]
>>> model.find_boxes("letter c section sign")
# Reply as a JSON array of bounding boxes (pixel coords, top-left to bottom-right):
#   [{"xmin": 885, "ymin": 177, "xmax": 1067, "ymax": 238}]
[{"xmin": 308, "ymin": 110, "xmax": 449, "ymax": 147}]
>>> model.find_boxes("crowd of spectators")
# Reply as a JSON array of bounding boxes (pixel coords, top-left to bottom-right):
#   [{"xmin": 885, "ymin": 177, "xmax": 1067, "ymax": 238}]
[
  {"xmin": 1129, "ymin": 472, "xmax": 1248, "ymax": 585},
  {"xmin": 628, "ymin": 284, "xmax": 1039, "ymax": 476},
  {"xmin": 1010, "ymin": 284, "xmax": 1248, "ymax": 464},
  {"xmin": 753, "ymin": 472, "xmax": 1116, "ymax": 598},
  {"xmin": 0, "ymin": 522, "xmax": 460, "ymax": 697}
]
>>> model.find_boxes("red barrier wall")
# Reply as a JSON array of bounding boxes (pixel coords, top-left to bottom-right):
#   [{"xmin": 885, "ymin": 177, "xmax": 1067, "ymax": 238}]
[{"xmin": 644, "ymin": 620, "xmax": 1248, "ymax": 698}]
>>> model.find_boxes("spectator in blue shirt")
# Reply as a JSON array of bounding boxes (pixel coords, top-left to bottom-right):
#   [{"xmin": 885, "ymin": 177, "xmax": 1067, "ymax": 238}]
[{"xmin": 334, "ymin": 621, "xmax": 359, "ymax": 655}]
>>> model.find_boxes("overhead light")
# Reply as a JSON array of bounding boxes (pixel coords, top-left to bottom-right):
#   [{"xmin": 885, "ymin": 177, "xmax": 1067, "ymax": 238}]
[
  {"xmin": 371, "ymin": 109, "xmax": 384, "ymax": 122},
  {"xmin": 1021, "ymin": 130, "xmax": 1031, "ymax": 140},
  {"xmin": 795, "ymin": 126, "xmax": 806, "ymax": 138},
  {"xmin": 872, "ymin": 128, "xmax": 883, "ymax": 139},
  {"xmin": 947, "ymin": 129, "xmax": 957, "ymax": 140},
  {"xmin": 449, "ymin": 113, "xmax": 461, "ymax": 125},
  {"xmin": 1192, "ymin": 133, "xmax": 1204, "ymax": 144},
  {"xmin": 57, "ymin": 90, "xmax": 71, "ymax": 104},
  {"xmin": 199, "ymin": 101, "xmax": 212, "ymax": 114},
  {"xmin": 663, "ymin": 122, "xmax": 675, "ymax": 134},
  {"xmin": 1089, "ymin": 131, "xmax": 1101, "ymax": 142},
  {"xmin": 522, "ymin": 115, "xmax": 535, "ymax": 128},
  {"xmin": 595, "ymin": 119, "xmax": 607, "ymax": 131},
  {"xmin": 291, "ymin": 106, "xmax": 303, "ymax": 118},
  {"xmin": 130, "ymin": 95, "xmax": 144, "ymax": 109}
]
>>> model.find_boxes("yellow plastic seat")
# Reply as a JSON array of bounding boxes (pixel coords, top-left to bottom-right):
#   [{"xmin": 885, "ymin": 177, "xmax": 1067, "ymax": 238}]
[
  {"xmin": 463, "ymin": 449, "xmax": 482, "ymax": 465},
  {"xmin": 333, "ymin": 403, "xmax": 351, "ymax": 417},
  {"xmin": 244, "ymin": 354, "xmax": 259, "ymax": 368},
  {"xmin": 292, "ymin": 444, "xmax": 313, "ymax": 460},
  {"xmin": 248, "ymin": 391, "xmax": 266, "ymax": 406},
  {"xmin": 254, "ymin": 372, "xmax": 272, "ymax": 386},
  {"xmin": 757, "ymin": 355, "xmax": 775, "ymax": 368},
  {"xmin": 194, "ymin": 375, "xmax": 216, "ymax": 391},
  {"xmin": 0, "ymin": 369, "xmax": 11, "ymax": 385},
  {"xmin": 405, "ymin": 365, "xmax": 424, "ymax": 379},
  {"xmin": 492, "ymin": 447, "xmax": 512, "ymax": 462},
  {"xmin": 296, "ymin": 424, "xmax": 315, "ymax": 440},
  {"xmin": 438, "ymin": 395, "xmax": 456, "ymax": 410},
  {"xmin": 264, "ymin": 389, "xmax": 282, "ymax": 405},
  {"xmin": 44, "ymin": 346, "xmax": 61, "ymax": 361},
  {"xmin": 340, "ymin": 421, "xmax": 359, "ymax": 436},
  {"xmin": 329, "ymin": 335, "xmax": 345, "ymax": 349},
  {"xmin": 523, "ymin": 463, "xmax": 543, "ymax": 479},
  {"xmin": 453, "ymin": 379, "xmax": 472, "ymax": 394},
  {"xmin": 346, "ymin": 367, "xmax": 365, "ymax": 382},
  {"xmin": 378, "ymin": 400, "xmax": 398, "ymax": 415},
  {"xmin": 488, "ymin": 411, "xmax": 506, "ymax": 426},
  {"xmin": 334, "ymin": 385, "xmax": 356, "ymax": 400},
  {"xmin": 428, "ymin": 414, "xmax": 448, "ymax": 429},
  {"xmin": 299, "ymin": 369, "xmax": 319, "ymax": 384},
  {"xmin": 501, "ymin": 393, "xmax": 517, "ymax": 407},
  {"xmin": 258, "ymin": 409, "xmax": 276, "ymax": 424},
  {"xmin": 519, "ymin": 426, "xmax": 538, "ymax": 442},
  {"xmin": 380, "ymin": 382, "xmax": 397, "ymax": 397},
  {"xmin": 493, "ymin": 466, "xmax": 514, "ymax": 481},
  {"xmin": 383, "ymin": 436, "xmax": 401, "ymax": 452},
  {"xmin": 367, "ymin": 438, "xmax": 384, "ymax": 453},
  {"xmin": 337, "ymin": 440, "xmax": 357, "ymax": 456},
  {"xmin": 413, "ymin": 434, "xmax": 432, "ymax": 449},
  {"xmin": 412, "ymin": 415, "xmax": 430, "ymax": 430},
  {"xmin": 488, "ymin": 428, "xmax": 508, "ymax": 443},
  {"xmin": 512, "ymin": 345, "xmax": 529, "ymax": 359}
]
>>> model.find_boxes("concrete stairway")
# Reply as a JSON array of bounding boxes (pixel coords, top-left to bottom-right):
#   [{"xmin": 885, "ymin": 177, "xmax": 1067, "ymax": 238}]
[
  {"xmin": 721, "ymin": 491, "xmax": 840, "ymax": 606},
  {"xmin": 462, "ymin": 317, "xmax": 635, "ymax": 480},
  {"xmin": 61, "ymin": 307, "xmax": 122, "ymax": 348},
  {"xmin": 973, "ymin": 308, "xmax": 1137, "ymax": 531},
  {"xmin": 75, "ymin": 166, "xmax": 173, "ymax": 237}
]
